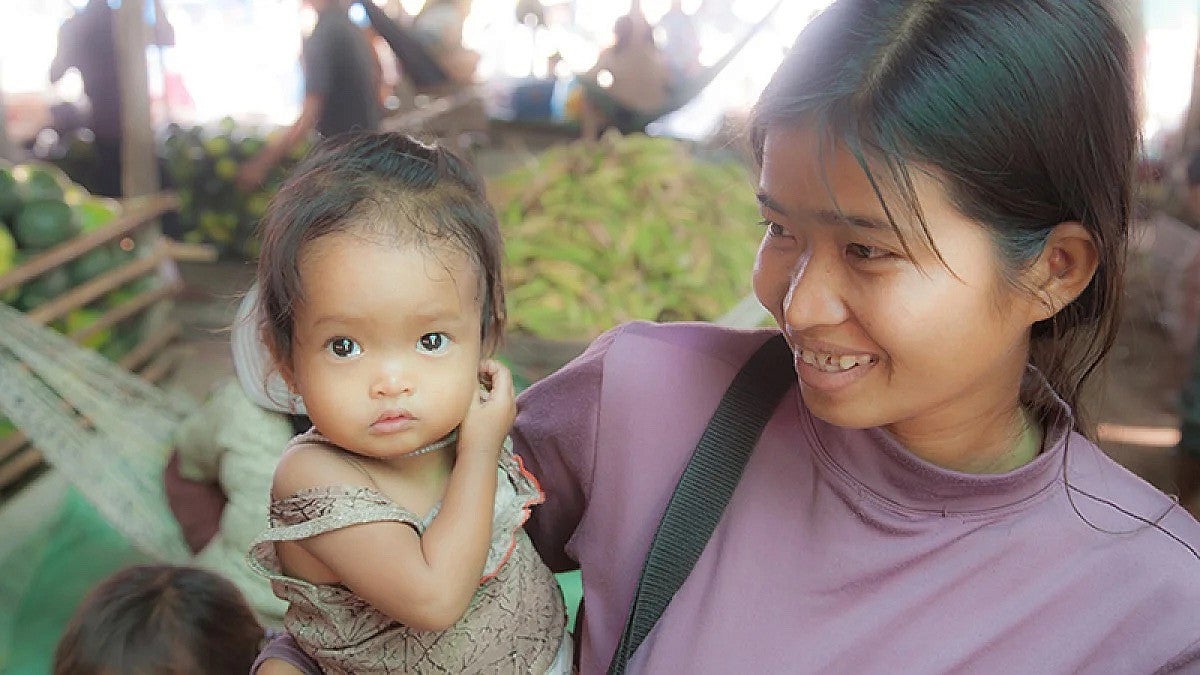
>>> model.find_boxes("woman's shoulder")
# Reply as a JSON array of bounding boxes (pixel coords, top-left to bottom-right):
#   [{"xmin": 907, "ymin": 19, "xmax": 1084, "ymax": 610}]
[
  {"xmin": 1062, "ymin": 431, "xmax": 1200, "ymax": 567},
  {"xmin": 599, "ymin": 320, "xmax": 782, "ymax": 370}
]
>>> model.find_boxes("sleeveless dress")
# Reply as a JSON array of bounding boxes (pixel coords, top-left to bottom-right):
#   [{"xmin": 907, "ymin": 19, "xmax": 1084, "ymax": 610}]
[{"xmin": 248, "ymin": 431, "xmax": 570, "ymax": 674}]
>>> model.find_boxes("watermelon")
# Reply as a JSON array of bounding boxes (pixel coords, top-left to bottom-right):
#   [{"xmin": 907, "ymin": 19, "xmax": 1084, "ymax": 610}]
[
  {"xmin": 75, "ymin": 197, "xmax": 121, "ymax": 233},
  {"xmin": 14, "ymin": 200, "xmax": 80, "ymax": 249},
  {"xmin": 13, "ymin": 164, "xmax": 67, "ymax": 202},
  {"xmin": 0, "ymin": 168, "xmax": 20, "ymax": 221},
  {"xmin": 17, "ymin": 266, "xmax": 71, "ymax": 311},
  {"xmin": 68, "ymin": 244, "xmax": 120, "ymax": 285}
]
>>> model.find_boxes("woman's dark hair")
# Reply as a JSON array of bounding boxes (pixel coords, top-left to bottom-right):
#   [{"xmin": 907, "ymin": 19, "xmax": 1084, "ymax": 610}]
[
  {"xmin": 750, "ymin": 0, "xmax": 1135, "ymax": 432},
  {"xmin": 52, "ymin": 564, "xmax": 264, "ymax": 674},
  {"xmin": 256, "ymin": 132, "xmax": 506, "ymax": 367}
]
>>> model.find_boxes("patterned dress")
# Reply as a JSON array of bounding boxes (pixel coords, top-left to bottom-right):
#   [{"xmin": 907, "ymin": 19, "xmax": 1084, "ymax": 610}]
[{"xmin": 248, "ymin": 432, "xmax": 569, "ymax": 674}]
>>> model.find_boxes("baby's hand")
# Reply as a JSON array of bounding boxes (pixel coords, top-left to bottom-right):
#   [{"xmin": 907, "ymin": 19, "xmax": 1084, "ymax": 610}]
[{"xmin": 457, "ymin": 359, "xmax": 515, "ymax": 460}]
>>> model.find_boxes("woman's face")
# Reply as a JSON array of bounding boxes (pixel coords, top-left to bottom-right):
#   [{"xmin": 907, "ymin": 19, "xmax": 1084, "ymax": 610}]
[{"xmin": 753, "ymin": 125, "xmax": 1043, "ymax": 455}]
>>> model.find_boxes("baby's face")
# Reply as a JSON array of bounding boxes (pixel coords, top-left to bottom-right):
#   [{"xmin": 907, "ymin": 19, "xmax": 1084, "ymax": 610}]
[{"xmin": 283, "ymin": 229, "xmax": 483, "ymax": 461}]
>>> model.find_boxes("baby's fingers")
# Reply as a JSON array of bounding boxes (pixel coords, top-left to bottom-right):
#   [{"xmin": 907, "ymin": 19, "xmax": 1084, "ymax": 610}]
[{"xmin": 479, "ymin": 360, "xmax": 514, "ymax": 403}]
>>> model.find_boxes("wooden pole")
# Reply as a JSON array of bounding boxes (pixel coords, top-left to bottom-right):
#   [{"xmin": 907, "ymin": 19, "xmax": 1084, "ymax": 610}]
[
  {"xmin": 115, "ymin": 0, "xmax": 160, "ymax": 197},
  {"xmin": 114, "ymin": 0, "xmax": 177, "ymax": 342},
  {"xmin": 0, "ymin": 59, "xmax": 13, "ymax": 163},
  {"xmin": 1187, "ymin": 4, "xmax": 1200, "ymax": 155}
]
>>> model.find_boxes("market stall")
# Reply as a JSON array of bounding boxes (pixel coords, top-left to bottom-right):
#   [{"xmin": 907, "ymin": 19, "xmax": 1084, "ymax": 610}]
[{"xmin": 0, "ymin": 162, "xmax": 186, "ymax": 493}]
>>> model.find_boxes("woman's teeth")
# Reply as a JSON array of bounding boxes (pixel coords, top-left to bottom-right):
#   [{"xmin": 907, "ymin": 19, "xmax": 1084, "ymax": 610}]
[{"xmin": 799, "ymin": 349, "xmax": 875, "ymax": 373}]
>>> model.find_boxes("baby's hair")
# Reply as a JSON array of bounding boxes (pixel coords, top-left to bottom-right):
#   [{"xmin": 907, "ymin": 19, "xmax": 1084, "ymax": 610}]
[
  {"xmin": 52, "ymin": 564, "xmax": 264, "ymax": 674},
  {"xmin": 256, "ymin": 132, "xmax": 506, "ymax": 368}
]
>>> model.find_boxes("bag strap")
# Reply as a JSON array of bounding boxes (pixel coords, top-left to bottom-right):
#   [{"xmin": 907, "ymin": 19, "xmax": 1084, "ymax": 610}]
[{"xmin": 607, "ymin": 333, "xmax": 793, "ymax": 674}]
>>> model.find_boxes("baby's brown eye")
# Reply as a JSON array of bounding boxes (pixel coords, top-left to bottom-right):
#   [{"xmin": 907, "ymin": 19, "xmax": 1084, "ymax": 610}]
[
  {"xmin": 329, "ymin": 338, "xmax": 359, "ymax": 358},
  {"xmin": 417, "ymin": 333, "xmax": 449, "ymax": 354}
]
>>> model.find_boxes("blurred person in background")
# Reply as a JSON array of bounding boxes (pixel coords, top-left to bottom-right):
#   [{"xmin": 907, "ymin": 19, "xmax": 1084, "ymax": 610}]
[
  {"xmin": 411, "ymin": 0, "xmax": 480, "ymax": 89},
  {"xmin": 656, "ymin": 0, "xmax": 702, "ymax": 90},
  {"xmin": 579, "ymin": 12, "xmax": 671, "ymax": 140},
  {"xmin": 50, "ymin": 0, "xmax": 174, "ymax": 197},
  {"xmin": 238, "ymin": 0, "xmax": 381, "ymax": 191}
]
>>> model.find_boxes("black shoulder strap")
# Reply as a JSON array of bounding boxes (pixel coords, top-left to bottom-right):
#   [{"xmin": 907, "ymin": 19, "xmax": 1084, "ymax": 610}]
[{"xmin": 607, "ymin": 333, "xmax": 793, "ymax": 674}]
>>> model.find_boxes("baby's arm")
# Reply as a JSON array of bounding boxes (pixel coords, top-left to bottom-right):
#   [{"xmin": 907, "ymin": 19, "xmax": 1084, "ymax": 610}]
[{"xmin": 273, "ymin": 360, "xmax": 515, "ymax": 632}]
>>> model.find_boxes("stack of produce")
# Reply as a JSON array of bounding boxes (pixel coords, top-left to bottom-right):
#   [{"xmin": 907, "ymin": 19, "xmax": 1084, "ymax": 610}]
[
  {"xmin": 489, "ymin": 133, "xmax": 762, "ymax": 341},
  {"xmin": 162, "ymin": 118, "xmax": 313, "ymax": 259},
  {"xmin": 0, "ymin": 161, "xmax": 158, "ymax": 448},
  {"xmin": 0, "ymin": 161, "xmax": 150, "ymax": 361}
]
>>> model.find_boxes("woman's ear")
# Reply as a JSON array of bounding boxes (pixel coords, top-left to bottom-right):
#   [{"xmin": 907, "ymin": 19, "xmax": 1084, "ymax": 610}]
[{"xmin": 1029, "ymin": 221, "xmax": 1098, "ymax": 321}]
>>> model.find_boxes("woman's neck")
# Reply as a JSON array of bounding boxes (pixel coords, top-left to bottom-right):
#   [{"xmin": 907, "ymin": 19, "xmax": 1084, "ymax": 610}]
[{"xmin": 886, "ymin": 399, "xmax": 1043, "ymax": 475}]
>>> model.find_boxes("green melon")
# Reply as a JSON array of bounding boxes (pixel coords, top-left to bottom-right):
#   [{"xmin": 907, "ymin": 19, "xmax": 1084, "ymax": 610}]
[
  {"xmin": 13, "ymin": 164, "xmax": 67, "ymax": 202},
  {"xmin": 65, "ymin": 307, "xmax": 111, "ymax": 350},
  {"xmin": 17, "ymin": 265, "xmax": 71, "ymax": 311},
  {"xmin": 68, "ymin": 244, "xmax": 119, "ymax": 285},
  {"xmin": 14, "ymin": 200, "xmax": 80, "ymax": 249},
  {"xmin": 0, "ymin": 168, "xmax": 20, "ymax": 221},
  {"xmin": 0, "ymin": 226, "xmax": 18, "ymax": 305},
  {"xmin": 75, "ymin": 197, "xmax": 121, "ymax": 233},
  {"xmin": 0, "ymin": 225, "xmax": 15, "ymax": 276}
]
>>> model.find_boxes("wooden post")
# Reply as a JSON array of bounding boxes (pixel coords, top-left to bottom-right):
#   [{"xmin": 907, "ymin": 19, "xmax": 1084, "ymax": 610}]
[
  {"xmin": 114, "ymin": 0, "xmax": 177, "ymax": 343},
  {"xmin": 1187, "ymin": 6, "xmax": 1200, "ymax": 154},
  {"xmin": 115, "ymin": 0, "xmax": 160, "ymax": 197},
  {"xmin": 0, "ymin": 59, "xmax": 13, "ymax": 163}
]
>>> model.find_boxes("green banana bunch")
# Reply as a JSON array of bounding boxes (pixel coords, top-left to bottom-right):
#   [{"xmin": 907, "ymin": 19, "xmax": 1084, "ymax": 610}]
[{"xmin": 491, "ymin": 133, "xmax": 761, "ymax": 341}]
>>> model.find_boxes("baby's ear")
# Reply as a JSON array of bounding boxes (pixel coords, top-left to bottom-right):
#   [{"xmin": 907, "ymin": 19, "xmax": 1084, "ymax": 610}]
[{"xmin": 1028, "ymin": 221, "xmax": 1099, "ymax": 321}]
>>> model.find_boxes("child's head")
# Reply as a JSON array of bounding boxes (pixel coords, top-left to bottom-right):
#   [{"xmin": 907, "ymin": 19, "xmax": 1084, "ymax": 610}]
[
  {"xmin": 256, "ymin": 132, "xmax": 504, "ymax": 457},
  {"xmin": 52, "ymin": 564, "xmax": 264, "ymax": 675},
  {"xmin": 748, "ymin": 0, "xmax": 1133, "ymax": 433}
]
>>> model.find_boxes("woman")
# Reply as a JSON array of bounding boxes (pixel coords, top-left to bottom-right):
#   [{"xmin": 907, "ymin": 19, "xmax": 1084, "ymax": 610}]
[{"xmin": 257, "ymin": 0, "xmax": 1200, "ymax": 672}]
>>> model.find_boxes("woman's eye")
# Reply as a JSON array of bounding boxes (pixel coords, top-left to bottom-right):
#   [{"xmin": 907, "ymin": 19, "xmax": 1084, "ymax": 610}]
[
  {"xmin": 417, "ymin": 332, "xmax": 450, "ymax": 354},
  {"xmin": 846, "ymin": 243, "xmax": 891, "ymax": 260},
  {"xmin": 326, "ymin": 337, "xmax": 361, "ymax": 358},
  {"xmin": 760, "ymin": 219, "xmax": 789, "ymax": 238}
]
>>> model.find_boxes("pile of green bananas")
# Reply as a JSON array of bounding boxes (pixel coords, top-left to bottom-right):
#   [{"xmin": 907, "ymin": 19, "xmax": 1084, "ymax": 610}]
[
  {"xmin": 490, "ymin": 133, "xmax": 762, "ymax": 341},
  {"xmin": 163, "ymin": 118, "xmax": 313, "ymax": 259}
]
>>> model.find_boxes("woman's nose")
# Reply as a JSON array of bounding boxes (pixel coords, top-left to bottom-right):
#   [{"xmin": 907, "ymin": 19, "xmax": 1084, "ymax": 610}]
[{"xmin": 783, "ymin": 248, "xmax": 850, "ymax": 332}]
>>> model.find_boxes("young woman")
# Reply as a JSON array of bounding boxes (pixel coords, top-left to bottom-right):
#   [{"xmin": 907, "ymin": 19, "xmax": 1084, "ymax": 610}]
[{"xmin": 258, "ymin": 1, "xmax": 1200, "ymax": 672}]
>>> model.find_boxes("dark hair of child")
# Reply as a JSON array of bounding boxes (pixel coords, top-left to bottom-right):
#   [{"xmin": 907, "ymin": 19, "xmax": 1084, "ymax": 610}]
[
  {"xmin": 52, "ymin": 564, "xmax": 265, "ymax": 675},
  {"xmin": 255, "ymin": 132, "xmax": 506, "ymax": 371}
]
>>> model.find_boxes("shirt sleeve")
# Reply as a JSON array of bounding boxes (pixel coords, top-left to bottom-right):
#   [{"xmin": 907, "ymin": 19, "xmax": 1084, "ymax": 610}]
[
  {"xmin": 511, "ymin": 325, "xmax": 624, "ymax": 573},
  {"xmin": 252, "ymin": 631, "xmax": 321, "ymax": 675}
]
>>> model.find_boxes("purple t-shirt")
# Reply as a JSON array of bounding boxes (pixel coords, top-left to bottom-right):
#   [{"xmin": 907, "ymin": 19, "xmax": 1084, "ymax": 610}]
[{"xmin": 258, "ymin": 321, "xmax": 1200, "ymax": 674}]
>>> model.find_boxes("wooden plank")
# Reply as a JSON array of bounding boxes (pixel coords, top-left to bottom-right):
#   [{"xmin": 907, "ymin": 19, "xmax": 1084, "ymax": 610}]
[
  {"xmin": 0, "ymin": 431, "xmax": 27, "ymax": 465},
  {"xmin": 69, "ymin": 281, "xmax": 181, "ymax": 344},
  {"xmin": 25, "ymin": 241, "xmax": 171, "ymax": 326},
  {"xmin": 137, "ymin": 345, "xmax": 190, "ymax": 385},
  {"xmin": 0, "ymin": 447, "xmax": 43, "ymax": 492},
  {"xmin": 119, "ymin": 321, "xmax": 182, "ymax": 372},
  {"xmin": 0, "ymin": 193, "xmax": 178, "ymax": 294}
]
